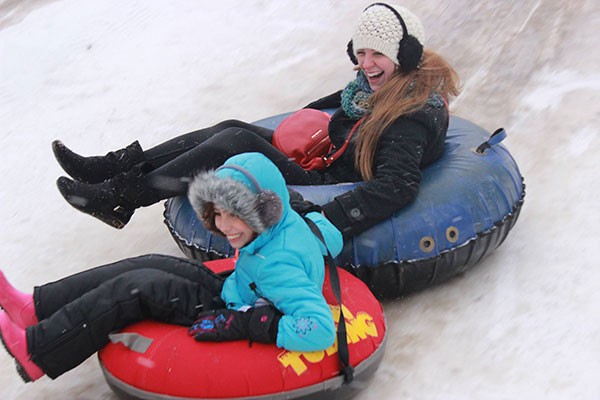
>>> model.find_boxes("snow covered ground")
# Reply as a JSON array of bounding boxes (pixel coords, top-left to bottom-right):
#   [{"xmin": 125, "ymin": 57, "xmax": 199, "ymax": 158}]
[{"xmin": 1, "ymin": 1, "xmax": 598, "ymax": 399}]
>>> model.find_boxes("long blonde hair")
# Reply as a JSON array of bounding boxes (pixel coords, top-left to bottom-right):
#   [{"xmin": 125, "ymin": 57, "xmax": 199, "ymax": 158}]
[{"xmin": 354, "ymin": 50, "xmax": 461, "ymax": 180}]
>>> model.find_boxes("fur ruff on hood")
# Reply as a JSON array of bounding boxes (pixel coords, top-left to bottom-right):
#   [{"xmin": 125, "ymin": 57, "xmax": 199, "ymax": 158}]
[{"xmin": 187, "ymin": 168, "xmax": 283, "ymax": 235}]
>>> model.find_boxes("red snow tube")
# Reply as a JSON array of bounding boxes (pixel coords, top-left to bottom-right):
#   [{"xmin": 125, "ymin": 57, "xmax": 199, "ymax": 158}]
[{"xmin": 98, "ymin": 259, "xmax": 386, "ymax": 400}]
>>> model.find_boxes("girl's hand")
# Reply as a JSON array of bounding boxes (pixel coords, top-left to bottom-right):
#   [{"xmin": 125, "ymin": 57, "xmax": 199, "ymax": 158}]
[{"xmin": 189, "ymin": 306, "xmax": 282, "ymax": 344}]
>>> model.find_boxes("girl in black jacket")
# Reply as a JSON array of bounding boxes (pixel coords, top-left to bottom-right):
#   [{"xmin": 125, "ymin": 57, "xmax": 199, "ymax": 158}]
[{"xmin": 54, "ymin": 3, "xmax": 459, "ymax": 239}]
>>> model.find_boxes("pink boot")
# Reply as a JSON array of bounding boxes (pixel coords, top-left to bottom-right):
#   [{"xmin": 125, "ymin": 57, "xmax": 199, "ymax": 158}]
[
  {"xmin": 0, "ymin": 311, "xmax": 44, "ymax": 382},
  {"xmin": 0, "ymin": 270, "xmax": 37, "ymax": 328}
]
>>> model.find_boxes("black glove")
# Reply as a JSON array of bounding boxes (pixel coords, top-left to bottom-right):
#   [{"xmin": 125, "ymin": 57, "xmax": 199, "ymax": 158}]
[
  {"xmin": 303, "ymin": 90, "xmax": 343, "ymax": 109},
  {"xmin": 189, "ymin": 308, "xmax": 250, "ymax": 342},
  {"xmin": 288, "ymin": 188, "xmax": 322, "ymax": 217},
  {"xmin": 189, "ymin": 306, "xmax": 282, "ymax": 344},
  {"xmin": 247, "ymin": 305, "xmax": 282, "ymax": 344}
]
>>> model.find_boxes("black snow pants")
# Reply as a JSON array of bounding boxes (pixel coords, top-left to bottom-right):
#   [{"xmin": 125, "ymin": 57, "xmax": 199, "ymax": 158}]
[
  {"xmin": 138, "ymin": 120, "xmax": 323, "ymax": 200},
  {"xmin": 26, "ymin": 254, "xmax": 224, "ymax": 379}
]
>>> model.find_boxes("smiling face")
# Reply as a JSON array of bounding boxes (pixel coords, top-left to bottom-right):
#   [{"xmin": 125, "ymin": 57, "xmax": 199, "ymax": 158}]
[
  {"xmin": 356, "ymin": 48, "xmax": 397, "ymax": 92},
  {"xmin": 214, "ymin": 206, "xmax": 257, "ymax": 249}
]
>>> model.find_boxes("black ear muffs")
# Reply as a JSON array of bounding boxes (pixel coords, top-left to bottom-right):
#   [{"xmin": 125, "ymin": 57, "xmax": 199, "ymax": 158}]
[
  {"xmin": 347, "ymin": 3, "xmax": 423, "ymax": 72},
  {"xmin": 347, "ymin": 40, "xmax": 358, "ymax": 65},
  {"xmin": 397, "ymin": 33, "xmax": 423, "ymax": 71}
]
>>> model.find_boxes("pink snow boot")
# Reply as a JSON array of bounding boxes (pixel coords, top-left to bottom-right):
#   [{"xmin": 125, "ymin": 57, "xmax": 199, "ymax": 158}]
[
  {"xmin": 0, "ymin": 270, "xmax": 37, "ymax": 328},
  {"xmin": 0, "ymin": 311, "xmax": 44, "ymax": 382}
]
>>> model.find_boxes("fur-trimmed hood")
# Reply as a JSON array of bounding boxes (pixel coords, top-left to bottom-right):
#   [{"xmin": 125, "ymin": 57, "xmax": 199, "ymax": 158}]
[{"xmin": 187, "ymin": 153, "xmax": 288, "ymax": 235}]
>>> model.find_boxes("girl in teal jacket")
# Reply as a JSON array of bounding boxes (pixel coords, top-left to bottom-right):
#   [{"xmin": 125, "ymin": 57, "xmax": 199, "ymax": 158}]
[
  {"xmin": 0, "ymin": 152, "xmax": 342, "ymax": 382},
  {"xmin": 189, "ymin": 152, "xmax": 341, "ymax": 351}
]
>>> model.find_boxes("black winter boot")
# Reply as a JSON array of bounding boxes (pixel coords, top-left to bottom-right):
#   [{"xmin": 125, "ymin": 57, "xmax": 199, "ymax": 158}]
[
  {"xmin": 52, "ymin": 140, "xmax": 146, "ymax": 184},
  {"xmin": 56, "ymin": 162, "xmax": 158, "ymax": 229}
]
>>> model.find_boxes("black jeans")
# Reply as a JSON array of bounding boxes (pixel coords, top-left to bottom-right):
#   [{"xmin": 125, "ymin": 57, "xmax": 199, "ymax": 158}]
[
  {"xmin": 140, "ymin": 120, "xmax": 324, "ymax": 199},
  {"xmin": 27, "ymin": 254, "xmax": 224, "ymax": 379}
]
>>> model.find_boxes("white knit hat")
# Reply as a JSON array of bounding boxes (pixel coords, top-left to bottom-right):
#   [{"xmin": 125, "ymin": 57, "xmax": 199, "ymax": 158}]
[{"xmin": 349, "ymin": 3, "xmax": 425, "ymax": 70}]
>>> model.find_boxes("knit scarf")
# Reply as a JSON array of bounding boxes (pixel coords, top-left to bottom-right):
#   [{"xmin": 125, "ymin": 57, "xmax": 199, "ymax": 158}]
[{"xmin": 341, "ymin": 71, "xmax": 373, "ymax": 119}]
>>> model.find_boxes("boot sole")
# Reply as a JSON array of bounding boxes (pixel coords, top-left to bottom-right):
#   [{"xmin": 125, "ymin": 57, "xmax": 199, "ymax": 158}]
[
  {"xmin": 0, "ymin": 326, "xmax": 33, "ymax": 383},
  {"xmin": 56, "ymin": 179, "xmax": 132, "ymax": 229},
  {"xmin": 64, "ymin": 195, "xmax": 130, "ymax": 229},
  {"xmin": 90, "ymin": 207, "xmax": 131, "ymax": 229}
]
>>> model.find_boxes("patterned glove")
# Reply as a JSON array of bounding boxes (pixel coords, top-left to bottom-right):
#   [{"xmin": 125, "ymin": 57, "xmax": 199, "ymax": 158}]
[
  {"xmin": 189, "ymin": 306, "xmax": 282, "ymax": 344},
  {"xmin": 189, "ymin": 308, "xmax": 251, "ymax": 342},
  {"xmin": 247, "ymin": 305, "xmax": 283, "ymax": 344}
]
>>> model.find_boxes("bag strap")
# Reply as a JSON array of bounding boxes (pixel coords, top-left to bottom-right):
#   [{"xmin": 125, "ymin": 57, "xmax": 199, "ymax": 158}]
[
  {"xmin": 322, "ymin": 116, "xmax": 366, "ymax": 168},
  {"xmin": 303, "ymin": 217, "xmax": 354, "ymax": 384}
]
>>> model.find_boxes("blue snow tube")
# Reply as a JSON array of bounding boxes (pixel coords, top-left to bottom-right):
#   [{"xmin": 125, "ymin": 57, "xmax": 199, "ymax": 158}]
[{"xmin": 163, "ymin": 112, "xmax": 525, "ymax": 299}]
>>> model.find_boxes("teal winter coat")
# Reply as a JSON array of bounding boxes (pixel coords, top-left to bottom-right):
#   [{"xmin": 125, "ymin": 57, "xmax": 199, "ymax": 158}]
[{"xmin": 218, "ymin": 153, "xmax": 343, "ymax": 352}]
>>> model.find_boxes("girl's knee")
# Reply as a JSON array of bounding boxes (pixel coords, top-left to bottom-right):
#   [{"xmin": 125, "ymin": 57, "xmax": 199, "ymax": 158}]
[
  {"xmin": 216, "ymin": 126, "xmax": 253, "ymax": 139},
  {"xmin": 210, "ymin": 128, "xmax": 264, "ymax": 151},
  {"xmin": 215, "ymin": 119, "xmax": 248, "ymax": 130}
]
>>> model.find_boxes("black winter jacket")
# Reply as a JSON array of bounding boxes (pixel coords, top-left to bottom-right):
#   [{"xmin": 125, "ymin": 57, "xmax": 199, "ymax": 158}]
[{"xmin": 304, "ymin": 91, "xmax": 448, "ymax": 238}]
